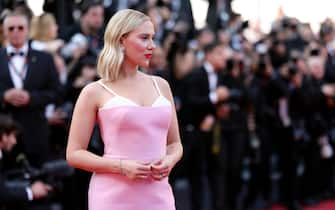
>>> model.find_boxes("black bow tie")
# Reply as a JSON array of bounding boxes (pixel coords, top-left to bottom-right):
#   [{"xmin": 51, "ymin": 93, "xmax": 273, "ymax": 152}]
[{"xmin": 8, "ymin": 51, "xmax": 25, "ymax": 57}]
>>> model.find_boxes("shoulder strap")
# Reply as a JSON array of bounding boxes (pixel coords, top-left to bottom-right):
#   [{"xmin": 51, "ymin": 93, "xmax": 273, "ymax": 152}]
[
  {"xmin": 152, "ymin": 76, "xmax": 162, "ymax": 96},
  {"xmin": 97, "ymin": 80, "xmax": 119, "ymax": 96}
]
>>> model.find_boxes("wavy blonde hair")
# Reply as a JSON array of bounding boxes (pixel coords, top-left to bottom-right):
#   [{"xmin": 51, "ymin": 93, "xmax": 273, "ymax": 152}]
[
  {"xmin": 30, "ymin": 13, "xmax": 56, "ymax": 41},
  {"xmin": 97, "ymin": 9, "xmax": 150, "ymax": 81}
]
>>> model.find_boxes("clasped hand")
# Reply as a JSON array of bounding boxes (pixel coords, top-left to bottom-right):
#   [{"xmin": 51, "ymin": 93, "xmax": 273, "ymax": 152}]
[
  {"xmin": 121, "ymin": 156, "xmax": 173, "ymax": 181},
  {"xmin": 4, "ymin": 88, "xmax": 30, "ymax": 107}
]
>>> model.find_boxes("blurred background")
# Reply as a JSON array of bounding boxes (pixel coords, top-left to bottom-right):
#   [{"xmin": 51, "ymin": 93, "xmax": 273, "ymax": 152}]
[{"xmin": 1, "ymin": 0, "xmax": 335, "ymax": 210}]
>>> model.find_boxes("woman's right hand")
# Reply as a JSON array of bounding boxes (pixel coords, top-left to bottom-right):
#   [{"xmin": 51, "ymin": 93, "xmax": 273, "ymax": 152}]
[{"xmin": 120, "ymin": 159, "xmax": 152, "ymax": 180}]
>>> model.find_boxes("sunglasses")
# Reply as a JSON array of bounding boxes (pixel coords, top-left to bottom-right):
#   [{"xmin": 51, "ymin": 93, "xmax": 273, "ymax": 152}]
[{"xmin": 8, "ymin": 25, "xmax": 25, "ymax": 32}]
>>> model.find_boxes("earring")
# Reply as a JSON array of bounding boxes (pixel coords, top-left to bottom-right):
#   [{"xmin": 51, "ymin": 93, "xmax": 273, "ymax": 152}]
[{"xmin": 120, "ymin": 46, "xmax": 125, "ymax": 53}]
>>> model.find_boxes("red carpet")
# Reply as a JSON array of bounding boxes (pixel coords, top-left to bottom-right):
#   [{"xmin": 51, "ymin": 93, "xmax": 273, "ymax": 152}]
[{"xmin": 267, "ymin": 200, "xmax": 335, "ymax": 210}]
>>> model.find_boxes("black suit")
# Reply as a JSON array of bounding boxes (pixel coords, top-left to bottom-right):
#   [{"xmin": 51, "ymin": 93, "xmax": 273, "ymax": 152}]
[
  {"xmin": 185, "ymin": 66, "xmax": 224, "ymax": 210},
  {"xmin": 325, "ymin": 52, "xmax": 335, "ymax": 82},
  {"xmin": 218, "ymin": 73, "xmax": 248, "ymax": 210},
  {"xmin": 0, "ymin": 153, "xmax": 53, "ymax": 210},
  {"xmin": 185, "ymin": 66, "xmax": 216, "ymax": 127},
  {"xmin": 0, "ymin": 157, "xmax": 29, "ymax": 207},
  {"xmin": 0, "ymin": 47, "xmax": 62, "ymax": 167}
]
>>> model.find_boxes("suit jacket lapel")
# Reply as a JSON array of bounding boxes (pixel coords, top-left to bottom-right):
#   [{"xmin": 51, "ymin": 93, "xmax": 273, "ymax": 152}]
[
  {"xmin": 0, "ymin": 49, "xmax": 14, "ymax": 88},
  {"xmin": 23, "ymin": 48, "xmax": 37, "ymax": 88},
  {"xmin": 200, "ymin": 66, "xmax": 210, "ymax": 93}
]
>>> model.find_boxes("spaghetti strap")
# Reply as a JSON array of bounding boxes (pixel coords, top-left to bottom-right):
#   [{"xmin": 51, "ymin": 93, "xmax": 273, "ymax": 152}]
[
  {"xmin": 97, "ymin": 80, "xmax": 119, "ymax": 96},
  {"xmin": 152, "ymin": 77, "xmax": 162, "ymax": 96}
]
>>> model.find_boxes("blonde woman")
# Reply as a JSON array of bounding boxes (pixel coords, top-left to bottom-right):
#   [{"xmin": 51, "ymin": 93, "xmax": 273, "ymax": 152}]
[
  {"xmin": 30, "ymin": 13, "xmax": 64, "ymax": 54},
  {"xmin": 66, "ymin": 9, "xmax": 182, "ymax": 210}
]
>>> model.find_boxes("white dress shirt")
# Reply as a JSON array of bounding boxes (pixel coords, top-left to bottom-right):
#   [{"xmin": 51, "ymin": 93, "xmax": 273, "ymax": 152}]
[
  {"xmin": 6, "ymin": 43, "xmax": 29, "ymax": 89},
  {"xmin": 204, "ymin": 61, "xmax": 218, "ymax": 104}
]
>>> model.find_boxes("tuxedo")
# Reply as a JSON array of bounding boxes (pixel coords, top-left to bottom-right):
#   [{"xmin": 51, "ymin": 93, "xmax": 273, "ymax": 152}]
[{"xmin": 0, "ymin": 46, "xmax": 63, "ymax": 167}]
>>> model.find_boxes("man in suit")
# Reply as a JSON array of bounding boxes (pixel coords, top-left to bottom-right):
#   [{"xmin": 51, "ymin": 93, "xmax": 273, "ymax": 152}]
[
  {"xmin": 0, "ymin": 114, "xmax": 51, "ymax": 209},
  {"xmin": 184, "ymin": 42, "xmax": 229, "ymax": 210},
  {"xmin": 0, "ymin": 12, "xmax": 62, "ymax": 168}
]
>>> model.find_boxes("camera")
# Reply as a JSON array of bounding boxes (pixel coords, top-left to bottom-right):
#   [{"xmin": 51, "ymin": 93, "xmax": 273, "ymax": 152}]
[
  {"xmin": 5, "ymin": 155, "xmax": 74, "ymax": 193},
  {"xmin": 61, "ymin": 33, "xmax": 88, "ymax": 58}
]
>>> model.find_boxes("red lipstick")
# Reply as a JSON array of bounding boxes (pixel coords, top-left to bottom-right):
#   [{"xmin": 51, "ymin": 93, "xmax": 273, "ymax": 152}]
[{"xmin": 145, "ymin": 54, "xmax": 152, "ymax": 59}]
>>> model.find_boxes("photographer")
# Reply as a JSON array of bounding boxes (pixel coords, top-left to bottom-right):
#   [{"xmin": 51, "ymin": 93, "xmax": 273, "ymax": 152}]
[
  {"xmin": 216, "ymin": 55, "xmax": 249, "ymax": 210},
  {"xmin": 184, "ymin": 42, "xmax": 229, "ymax": 210},
  {"xmin": 0, "ymin": 114, "xmax": 52, "ymax": 209},
  {"xmin": 299, "ymin": 54, "xmax": 335, "ymax": 205}
]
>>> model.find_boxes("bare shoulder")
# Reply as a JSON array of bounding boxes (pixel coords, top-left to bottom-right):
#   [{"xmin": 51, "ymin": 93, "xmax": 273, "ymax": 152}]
[
  {"xmin": 80, "ymin": 81, "xmax": 102, "ymax": 97},
  {"xmin": 138, "ymin": 72, "xmax": 169, "ymax": 89},
  {"xmin": 76, "ymin": 81, "xmax": 104, "ymax": 108},
  {"xmin": 151, "ymin": 75, "xmax": 172, "ymax": 99},
  {"xmin": 151, "ymin": 75, "xmax": 170, "ymax": 91}
]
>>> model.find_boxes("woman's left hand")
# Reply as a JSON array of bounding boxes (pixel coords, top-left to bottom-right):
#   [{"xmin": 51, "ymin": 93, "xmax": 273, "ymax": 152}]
[{"xmin": 150, "ymin": 156, "xmax": 174, "ymax": 180}]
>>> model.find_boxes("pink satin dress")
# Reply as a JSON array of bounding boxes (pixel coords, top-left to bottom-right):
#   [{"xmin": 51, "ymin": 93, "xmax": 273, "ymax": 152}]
[{"xmin": 88, "ymin": 79, "xmax": 175, "ymax": 210}]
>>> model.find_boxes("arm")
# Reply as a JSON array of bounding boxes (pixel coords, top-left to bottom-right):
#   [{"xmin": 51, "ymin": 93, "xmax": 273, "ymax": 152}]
[
  {"xmin": 66, "ymin": 83, "xmax": 121, "ymax": 173},
  {"xmin": 186, "ymin": 75, "xmax": 214, "ymax": 109},
  {"xmin": 185, "ymin": 71, "xmax": 216, "ymax": 114},
  {"xmin": 0, "ymin": 174, "xmax": 29, "ymax": 203},
  {"xmin": 28, "ymin": 53, "xmax": 63, "ymax": 108},
  {"xmin": 151, "ymin": 77, "xmax": 183, "ymax": 180},
  {"xmin": 163, "ymin": 78, "xmax": 183, "ymax": 165},
  {"xmin": 0, "ymin": 175, "xmax": 50, "ymax": 203}
]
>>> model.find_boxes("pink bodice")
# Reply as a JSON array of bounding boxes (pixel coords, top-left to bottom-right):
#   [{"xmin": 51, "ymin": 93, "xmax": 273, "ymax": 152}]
[{"xmin": 98, "ymin": 104, "xmax": 171, "ymax": 161}]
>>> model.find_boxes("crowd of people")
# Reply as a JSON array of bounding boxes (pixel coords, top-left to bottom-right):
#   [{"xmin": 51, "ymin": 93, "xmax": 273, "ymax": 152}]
[{"xmin": 0, "ymin": 0, "xmax": 335, "ymax": 210}]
